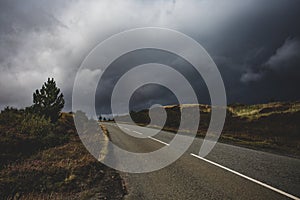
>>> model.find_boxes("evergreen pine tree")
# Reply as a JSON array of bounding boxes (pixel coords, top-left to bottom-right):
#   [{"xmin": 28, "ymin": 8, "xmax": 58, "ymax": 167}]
[{"xmin": 33, "ymin": 78, "xmax": 65, "ymax": 123}]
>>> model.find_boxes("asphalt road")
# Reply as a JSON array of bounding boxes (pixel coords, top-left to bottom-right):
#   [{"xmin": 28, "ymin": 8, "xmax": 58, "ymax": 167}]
[{"xmin": 103, "ymin": 123, "xmax": 300, "ymax": 200}]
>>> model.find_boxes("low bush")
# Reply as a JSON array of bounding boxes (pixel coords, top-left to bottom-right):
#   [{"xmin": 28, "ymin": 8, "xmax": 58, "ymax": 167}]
[
  {"xmin": 0, "ymin": 107, "xmax": 71, "ymax": 167},
  {"xmin": 18, "ymin": 113, "xmax": 53, "ymax": 137}
]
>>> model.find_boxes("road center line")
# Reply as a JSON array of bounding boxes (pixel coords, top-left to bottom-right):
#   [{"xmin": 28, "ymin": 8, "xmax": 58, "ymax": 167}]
[
  {"xmin": 190, "ymin": 153, "xmax": 300, "ymax": 200},
  {"xmin": 147, "ymin": 136, "xmax": 170, "ymax": 146},
  {"xmin": 133, "ymin": 130, "xmax": 143, "ymax": 135}
]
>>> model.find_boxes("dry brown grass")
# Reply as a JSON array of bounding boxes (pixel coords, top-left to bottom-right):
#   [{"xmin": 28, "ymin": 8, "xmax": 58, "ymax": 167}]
[
  {"xmin": 0, "ymin": 112, "xmax": 126, "ymax": 200},
  {"xmin": 119, "ymin": 101, "xmax": 300, "ymax": 157}
]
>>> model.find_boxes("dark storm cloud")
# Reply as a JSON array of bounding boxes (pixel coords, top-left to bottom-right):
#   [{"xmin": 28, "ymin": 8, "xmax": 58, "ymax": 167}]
[
  {"xmin": 241, "ymin": 38, "xmax": 300, "ymax": 83},
  {"xmin": 95, "ymin": 49, "xmax": 209, "ymax": 114},
  {"xmin": 197, "ymin": 0, "xmax": 300, "ymax": 104},
  {"xmin": 0, "ymin": 0, "xmax": 299, "ymax": 113}
]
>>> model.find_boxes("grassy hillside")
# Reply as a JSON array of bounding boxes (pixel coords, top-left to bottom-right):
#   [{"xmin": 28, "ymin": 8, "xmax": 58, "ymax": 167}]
[
  {"xmin": 0, "ymin": 109, "xmax": 125, "ymax": 199},
  {"xmin": 118, "ymin": 101, "xmax": 300, "ymax": 157}
]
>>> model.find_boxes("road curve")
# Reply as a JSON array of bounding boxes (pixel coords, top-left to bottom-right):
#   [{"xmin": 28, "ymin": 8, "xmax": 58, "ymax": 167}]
[{"xmin": 103, "ymin": 123, "xmax": 300, "ymax": 200}]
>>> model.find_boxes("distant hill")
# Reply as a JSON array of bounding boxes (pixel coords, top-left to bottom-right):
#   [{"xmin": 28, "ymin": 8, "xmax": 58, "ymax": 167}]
[{"xmin": 116, "ymin": 101, "xmax": 300, "ymax": 157}]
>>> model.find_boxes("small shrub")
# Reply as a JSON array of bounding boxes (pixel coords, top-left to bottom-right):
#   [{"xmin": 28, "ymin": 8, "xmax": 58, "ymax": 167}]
[
  {"xmin": 0, "ymin": 107, "xmax": 23, "ymax": 128},
  {"xmin": 18, "ymin": 113, "xmax": 53, "ymax": 137},
  {"xmin": 0, "ymin": 108, "xmax": 71, "ymax": 167}
]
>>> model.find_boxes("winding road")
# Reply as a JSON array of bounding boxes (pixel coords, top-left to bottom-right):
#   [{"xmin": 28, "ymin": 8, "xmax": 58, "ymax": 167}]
[{"xmin": 103, "ymin": 123, "xmax": 300, "ymax": 200}]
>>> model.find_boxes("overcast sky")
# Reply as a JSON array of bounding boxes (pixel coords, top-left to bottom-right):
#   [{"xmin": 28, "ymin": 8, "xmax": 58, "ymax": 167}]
[{"xmin": 0, "ymin": 0, "xmax": 299, "ymax": 114}]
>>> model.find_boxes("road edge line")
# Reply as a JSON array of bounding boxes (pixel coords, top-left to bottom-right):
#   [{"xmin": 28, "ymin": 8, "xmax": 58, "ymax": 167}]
[
  {"xmin": 190, "ymin": 153, "xmax": 300, "ymax": 200},
  {"xmin": 147, "ymin": 136, "xmax": 170, "ymax": 146},
  {"xmin": 133, "ymin": 130, "xmax": 143, "ymax": 135}
]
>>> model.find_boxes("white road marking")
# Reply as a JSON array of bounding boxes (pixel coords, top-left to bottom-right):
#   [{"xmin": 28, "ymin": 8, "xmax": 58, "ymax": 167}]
[
  {"xmin": 190, "ymin": 153, "xmax": 300, "ymax": 200},
  {"xmin": 124, "ymin": 128, "xmax": 130, "ymax": 131},
  {"xmin": 133, "ymin": 130, "xmax": 143, "ymax": 135},
  {"xmin": 148, "ymin": 136, "xmax": 170, "ymax": 146}
]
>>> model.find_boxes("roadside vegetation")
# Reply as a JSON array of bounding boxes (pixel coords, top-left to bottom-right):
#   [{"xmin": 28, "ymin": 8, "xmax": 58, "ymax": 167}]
[
  {"xmin": 121, "ymin": 101, "xmax": 300, "ymax": 157},
  {"xmin": 0, "ymin": 78, "xmax": 125, "ymax": 199}
]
